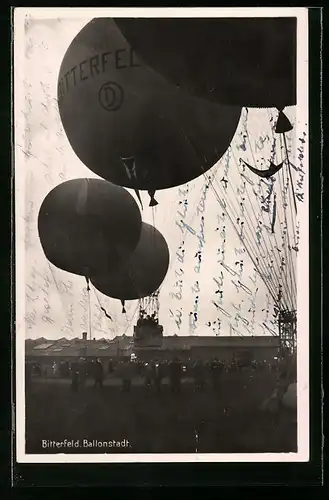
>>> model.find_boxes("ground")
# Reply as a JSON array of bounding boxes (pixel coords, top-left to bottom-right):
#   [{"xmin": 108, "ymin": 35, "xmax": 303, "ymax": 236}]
[{"xmin": 25, "ymin": 371, "xmax": 297, "ymax": 454}]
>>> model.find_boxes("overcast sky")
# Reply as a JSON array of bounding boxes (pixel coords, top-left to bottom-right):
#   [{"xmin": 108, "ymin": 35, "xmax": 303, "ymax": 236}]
[{"xmin": 18, "ymin": 16, "xmax": 305, "ymax": 340}]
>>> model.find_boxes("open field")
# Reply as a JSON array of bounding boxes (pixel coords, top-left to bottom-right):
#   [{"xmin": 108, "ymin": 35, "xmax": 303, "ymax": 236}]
[{"xmin": 25, "ymin": 371, "xmax": 297, "ymax": 454}]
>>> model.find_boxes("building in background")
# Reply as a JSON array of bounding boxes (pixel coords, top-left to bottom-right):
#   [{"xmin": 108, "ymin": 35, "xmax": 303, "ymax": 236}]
[{"xmin": 25, "ymin": 331, "xmax": 280, "ymax": 371}]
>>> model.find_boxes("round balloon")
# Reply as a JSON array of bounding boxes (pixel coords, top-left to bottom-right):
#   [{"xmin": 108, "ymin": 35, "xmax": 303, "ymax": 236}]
[
  {"xmin": 90, "ymin": 222, "xmax": 169, "ymax": 304},
  {"xmin": 38, "ymin": 178, "xmax": 142, "ymax": 277},
  {"xmin": 115, "ymin": 17, "xmax": 296, "ymax": 110},
  {"xmin": 58, "ymin": 18, "xmax": 241, "ymax": 194}
]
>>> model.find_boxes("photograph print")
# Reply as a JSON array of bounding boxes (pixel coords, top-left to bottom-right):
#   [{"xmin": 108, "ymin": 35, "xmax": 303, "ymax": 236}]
[{"xmin": 14, "ymin": 7, "xmax": 309, "ymax": 463}]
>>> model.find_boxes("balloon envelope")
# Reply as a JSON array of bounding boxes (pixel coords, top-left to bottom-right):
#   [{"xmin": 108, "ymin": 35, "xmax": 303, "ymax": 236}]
[
  {"xmin": 38, "ymin": 178, "xmax": 142, "ymax": 277},
  {"xmin": 58, "ymin": 18, "xmax": 241, "ymax": 191},
  {"xmin": 115, "ymin": 17, "xmax": 296, "ymax": 109},
  {"xmin": 91, "ymin": 222, "xmax": 170, "ymax": 300}
]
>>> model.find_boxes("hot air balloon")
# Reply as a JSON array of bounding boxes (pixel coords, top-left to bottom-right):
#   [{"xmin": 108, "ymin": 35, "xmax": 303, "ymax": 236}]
[
  {"xmin": 90, "ymin": 222, "xmax": 170, "ymax": 312},
  {"xmin": 38, "ymin": 178, "xmax": 142, "ymax": 278},
  {"xmin": 57, "ymin": 18, "xmax": 241, "ymax": 205},
  {"xmin": 115, "ymin": 17, "xmax": 297, "ymax": 113}
]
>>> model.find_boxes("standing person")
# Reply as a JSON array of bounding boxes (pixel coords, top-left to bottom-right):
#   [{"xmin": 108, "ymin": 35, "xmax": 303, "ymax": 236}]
[
  {"xmin": 193, "ymin": 359, "xmax": 205, "ymax": 392},
  {"xmin": 276, "ymin": 358, "xmax": 291, "ymax": 410},
  {"xmin": 169, "ymin": 357, "xmax": 183, "ymax": 393},
  {"xmin": 137, "ymin": 359, "xmax": 143, "ymax": 376},
  {"xmin": 78, "ymin": 358, "xmax": 86, "ymax": 387},
  {"xmin": 94, "ymin": 358, "xmax": 104, "ymax": 389},
  {"xmin": 64, "ymin": 361, "xmax": 70, "ymax": 378},
  {"xmin": 262, "ymin": 358, "xmax": 290, "ymax": 423},
  {"xmin": 209, "ymin": 357, "xmax": 221, "ymax": 390},
  {"xmin": 144, "ymin": 362, "xmax": 153, "ymax": 388},
  {"xmin": 169, "ymin": 359, "xmax": 175, "ymax": 392},
  {"xmin": 152, "ymin": 360, "xmax": 163, "ymax": 393},
  {"xmin": 121, "ymin": 359, "xmax": 135, "ymax": 392},
  {"xmin": 25, "ymin": 361, "xmax": 32, "ymax": 388},
  {"xmin": 176, "ymin": 358, "xmax": 183, "ymax": 393},
  {"xmin": 71, "ymin": 361, "xmax": 79, "ymax": 392}
]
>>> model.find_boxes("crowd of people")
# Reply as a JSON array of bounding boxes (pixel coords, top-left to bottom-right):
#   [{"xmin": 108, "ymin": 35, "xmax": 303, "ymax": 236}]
[{"xmin": 26, "ymin": 355, "xmax": 295, "ymax": 395}]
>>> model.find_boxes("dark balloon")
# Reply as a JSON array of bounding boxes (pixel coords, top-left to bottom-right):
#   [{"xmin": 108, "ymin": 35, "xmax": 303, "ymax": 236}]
[
  {"xmin": 275, "ymin": 110, "xmax": 294, "ymax": 134},
  {"xmin": 38, "ymin": 178, "xmax": 142, "ymax": 277},
  {"xmin": 91, "ymin": 222, "xmax": 170, "ymax": 302},
  {"xmin": 58, "ymin": 18, "xmax": 241, "ymax": 192},
  {"xmin": 115, "ymin": 17, "xmax": 297, "ymax": 109}
]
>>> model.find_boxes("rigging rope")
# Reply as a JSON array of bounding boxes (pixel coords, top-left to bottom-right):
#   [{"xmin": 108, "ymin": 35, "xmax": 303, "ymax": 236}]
[
  {"xmin": 123, "ymin": 302, "xmax": 140, "ymax": 336},
  {"xmin": 204, "ymin": 169, "xmax": 280, "ymax": 307},
  {"xmin": 283, "ymin": 133, "xmax": 297, "ymax": 213},
  {"xmin": 229, "ymin": 113, "xmax": 297, "ymax": 312},
  {"xmin": 209, "ymin": 158, "xmax": 283, "ymax": 305},
  {"xmin": 180, "ymin": 122, "xmax": 285, "ymax": 312},
  {"xmin": 277, "ymin": 136, "xmax": 297, "ymax": 309},
  {"xmin": 229, "ymin": 146, "xmax": 291, "ymax": 308},
  {"xmin": 84, "ymin": 276, "xmax": 92, "ymax": 341},
  {"xmin": 91, "ymin": 284, "xmax": 113, "ymax": 321},
  {"xmin": 240, "ymin": 121, "xmax": 295, "ymax": 305},
  {"xmin": 171, "ymin": 107, "xmax": 298, "ymax": 339}
]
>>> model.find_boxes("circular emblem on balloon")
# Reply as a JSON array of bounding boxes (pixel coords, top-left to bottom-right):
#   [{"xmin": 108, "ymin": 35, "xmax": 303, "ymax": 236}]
[
  {"xmin": 98, "ymin": 81, "xmax": 124, "ymax": 111},
  {"xmin": 58, "ymin": 18, "xmax": 241, "ymax": 193}
]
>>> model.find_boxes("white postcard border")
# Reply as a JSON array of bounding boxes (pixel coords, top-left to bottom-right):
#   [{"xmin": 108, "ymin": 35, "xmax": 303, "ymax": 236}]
[{"xmin": 14, "ymin": 6, "xmax": 309, "ymax": 464}]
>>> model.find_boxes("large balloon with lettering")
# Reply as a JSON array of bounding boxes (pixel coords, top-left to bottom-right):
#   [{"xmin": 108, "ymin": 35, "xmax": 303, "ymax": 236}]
[
  {"xmin": 114, "ymin": 17, "xmax": 296, "ymax": 110},
  {"xmin": 38, "ymin": 178, "xmax": 142, "ymax": 278},
  {"xmin": 91, "ymin": 222, "xmax": 169, "ymax": 307},
  {"xmin": 57, "ymin": 18, "xmax": 241, "ymax": 197}
]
